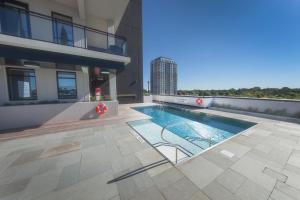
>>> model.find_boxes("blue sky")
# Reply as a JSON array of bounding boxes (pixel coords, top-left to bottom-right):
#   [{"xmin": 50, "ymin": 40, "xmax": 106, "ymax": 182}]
[{"xmin": 142, "ymin": 0, "xmax": 300, "ymax": 90}]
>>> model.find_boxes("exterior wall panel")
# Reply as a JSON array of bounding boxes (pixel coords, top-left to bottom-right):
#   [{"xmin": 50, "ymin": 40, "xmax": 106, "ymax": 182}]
[
  {"xmin": 116, "ymin": 0, "xmax": 143, "ymax": 103},
  {"xmin": 0, "ymin": 101, "xmax": 118, "ymax": 131}
]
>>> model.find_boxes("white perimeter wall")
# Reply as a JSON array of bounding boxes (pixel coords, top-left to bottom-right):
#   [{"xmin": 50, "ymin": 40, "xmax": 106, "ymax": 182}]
[
  {"xmin": 152, "ymin": 95, "xmax": 214, "ymax": 108},
  {"xmin": 212, "ymin": 97, "xmax": 300, "ymax": 118},
  {"xmin": 153, "ymin": 95, "xmax": 300, "ymax": 119}
]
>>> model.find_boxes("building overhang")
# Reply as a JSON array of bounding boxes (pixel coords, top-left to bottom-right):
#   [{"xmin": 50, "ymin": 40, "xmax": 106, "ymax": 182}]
[{"xmin": 52, "ymin": 0, "xmax": 130, "ymax": 29}]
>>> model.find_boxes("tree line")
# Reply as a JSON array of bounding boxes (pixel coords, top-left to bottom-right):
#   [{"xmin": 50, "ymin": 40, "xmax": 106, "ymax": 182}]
[{"xmin": 177, "ymin": 87, "xmax": 300, "ymax": 99}]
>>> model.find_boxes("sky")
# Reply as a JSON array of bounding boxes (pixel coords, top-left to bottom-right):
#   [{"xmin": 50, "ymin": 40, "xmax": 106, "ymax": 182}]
[{"xmin": 142, "ymin": 0, "xmax": 300, "ymax": 90}]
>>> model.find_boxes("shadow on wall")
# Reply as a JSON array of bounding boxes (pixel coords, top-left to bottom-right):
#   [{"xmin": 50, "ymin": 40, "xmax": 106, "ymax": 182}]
[{"xmin": 0, "ymin": 101, "xmax": 118, "ymax": 131}]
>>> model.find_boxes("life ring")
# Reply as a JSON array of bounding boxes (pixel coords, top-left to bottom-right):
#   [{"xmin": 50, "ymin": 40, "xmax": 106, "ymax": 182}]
[
  {"xmin": 96, "ymin": 103, "xmax": 109, "ymax": 115},
  {"xmin": 195, "ymin": 98, "xmax": 203, "ymax": 105}
]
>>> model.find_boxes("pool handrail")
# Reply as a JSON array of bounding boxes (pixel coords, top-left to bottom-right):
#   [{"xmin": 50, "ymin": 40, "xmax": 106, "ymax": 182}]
[{"xmin": 160, "ymin": 121, "xmax": 216, "ymax": 163}]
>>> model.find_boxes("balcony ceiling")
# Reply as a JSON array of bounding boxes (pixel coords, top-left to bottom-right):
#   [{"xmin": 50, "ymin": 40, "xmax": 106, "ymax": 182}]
[{"xmin": 52, "ymin": 0, "xmax": 129, "ymax": 22}]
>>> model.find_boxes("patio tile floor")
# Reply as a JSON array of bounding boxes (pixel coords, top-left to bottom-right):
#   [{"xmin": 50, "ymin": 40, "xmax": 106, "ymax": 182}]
[{"xmin": 0, "ymin": 103, "xmax": 300, "ymax": 200}]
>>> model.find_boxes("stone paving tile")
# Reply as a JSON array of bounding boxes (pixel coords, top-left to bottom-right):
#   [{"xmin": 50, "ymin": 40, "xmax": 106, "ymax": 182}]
[
  {"xmin": 0, "ymin": 178, "xmax": 30, "ymax": 199},
  {"xmin": 56, "ymin": 161, "xmax": 80, "ymax": 190},
  {"xmin": 201, "ymin": 148, "xmax": 237, "ymax": 170},
  {"xmin": 263, "ymin": 167, "xmax": 287, "ymax": 182},
  {"xmin": 287, "ymin": 151, "xmax": 300, "ymax": 169},
  {"xmin": 111, "ymin": 154, "xmax": 142, "ymax": 176},
  {"xmin": 19, "ymin": 169, "xmax": 62, "ymax": 200},
  {"xmin": 132, "ymin": 171, "xmax": 155, "ymax": 192},
  {"xmin": 188, "ymin": 190, "xmax": 210, "ymax": 200},
  {"xmin": 233, "ymin": 134, "xmax": 264, "ymax": 148},
  {"xmin": 235, "ymin": 179, "xmax": 270, "ymax": 200},
  {"xmin": 53, "ymin": 150, "xmax": 82, "ymax": 169},
  {"xmin": 109, "ymin": 195, "xmax": 121, "ymax": 200},
  {"xmin": 216, "ymin": 169, "xmax": 247, "ymax": 193},
  {"xmin": 284, "ymin": 163, "xmax": 300, "ymax": 177},
  {"xmin": 40, "ymin": 141, "xmax": 81, "ymax": 159},
  {"xmin": 270, "ymin": 189, "xmax": 294, "ymax": 200},
  {"xmin": 79, "ymin": 159, "xmax": 111, "ymax": 181},
  {"xmin": 282, "ymin": 169, "xmax": 300, "ymax": 191},
  {"xmin": 255, "ymin": 143, "xmax": 273, "ymax": 154},
  {"xmin": 135, "ymin": 147, "xmax": 172, "ymax": 177},
  {"xmin": 178, "ymin": 156, "xmax": 224, "ymax": 189},
  {"xmin": 129, "ymin": 186, "xmax": 165, "ymax": 200},
  {"xmin": 246, "ymin": 148, "xmax": 289, "ymax": 171},
  {"xmin": 216, "ymin": 140, "xmax": 251, "ymax": 159},
  {"xmin": 6, "ymin": 159, "xmax": 42, "ymax": 185},
  {"xmin": 275, "ymin": 181, "xmax": 300, "ymax": 200},
  {"xmin": 160, "ymin": 177, "xmax": 199, "ymax": 200},
  {"xmin": 116, "ymin": 176, "xmax": 141, "ymax": 200},
  {"xmin": 153, "ymin": 167, "xmax": 184, "ymax": 190},
  {"xmin": 231, "ymin": 155, "xmax": 277, "ymax": 191},
  {"xmin": 203, "ymin": 180, "xmax": 237, "ymax": 200},
  {"xmin": 10, "ymin": 149, "xmax": 43, "ymax": 167}
]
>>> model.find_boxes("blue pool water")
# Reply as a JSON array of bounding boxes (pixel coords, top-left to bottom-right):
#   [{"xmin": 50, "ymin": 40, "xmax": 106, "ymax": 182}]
[{"xmin": 129, "ymin": 105, "xmax": 255, "ymax": 156}]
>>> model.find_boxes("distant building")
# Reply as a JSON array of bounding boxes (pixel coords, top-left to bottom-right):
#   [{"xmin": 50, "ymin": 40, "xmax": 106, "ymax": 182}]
[{"xmin": 151, "ymin": 57, "xmax": 177, "ymax": 95}]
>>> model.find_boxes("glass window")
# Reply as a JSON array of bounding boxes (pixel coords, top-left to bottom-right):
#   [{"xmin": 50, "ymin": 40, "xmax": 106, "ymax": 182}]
[
  {"xmin": 0, "ymin": 2, "xmax": 31, "ymax": 38},
  {"xmin": 6, "ymin": 68, "xmax": 37, "ymax": 100},
  {"xmin": 57, "ymin": 71, "xmax": 77, "ymax": 99},
  {"xmin": 52, "ymin": 12, "xmax": 73, "ymax": 46}
]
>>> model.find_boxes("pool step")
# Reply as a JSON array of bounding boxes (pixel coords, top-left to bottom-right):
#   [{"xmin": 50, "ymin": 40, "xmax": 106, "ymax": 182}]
[
  {"xmin": 156, "ymin": 145, "xmax": 189, "ymax": 163},
  {"xmin": 153, "ymin": 142, "xmax": 194, "ymax": 157},
  {"xmin": 128, "ymin": 119, "xmax": 203, "ymax": 156}
]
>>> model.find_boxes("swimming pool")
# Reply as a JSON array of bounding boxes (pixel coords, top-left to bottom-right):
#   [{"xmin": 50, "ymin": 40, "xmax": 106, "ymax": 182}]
[{"xmin": 128, "ymin": 105, "xmax": 255, "ymax": 163}]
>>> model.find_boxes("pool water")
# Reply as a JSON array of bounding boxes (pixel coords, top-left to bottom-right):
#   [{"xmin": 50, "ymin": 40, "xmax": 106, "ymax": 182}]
[{"xmin": 128, "ymin": 105, "xmax": 255, "ymax": 159}]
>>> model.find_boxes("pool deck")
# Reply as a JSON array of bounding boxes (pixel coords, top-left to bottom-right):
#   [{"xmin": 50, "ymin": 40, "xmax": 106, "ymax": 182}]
[{"xmin": 0, "ymin": 103, "xmax": 300, "ymax": 200}]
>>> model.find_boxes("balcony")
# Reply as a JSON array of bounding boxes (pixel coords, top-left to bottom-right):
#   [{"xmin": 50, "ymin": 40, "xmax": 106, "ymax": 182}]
[{"xmin": 0, "ymin": 4, "xmax": 129, "ymax": 66}]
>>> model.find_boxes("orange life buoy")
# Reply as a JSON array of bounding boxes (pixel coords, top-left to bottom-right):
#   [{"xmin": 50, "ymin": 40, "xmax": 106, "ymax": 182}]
[
  {"xmin": 195, "ymin": 98, "xmax": 203, "ymax": 105},
  {"xmin": 96, "ymin": 103, "xmax": 109, "ymax": 115}
]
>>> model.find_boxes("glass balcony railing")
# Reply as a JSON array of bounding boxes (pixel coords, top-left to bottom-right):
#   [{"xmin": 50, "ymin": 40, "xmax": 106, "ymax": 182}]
[{"xmin": 0, "ymin": 4, "xmax": 127, "ymax": 56}]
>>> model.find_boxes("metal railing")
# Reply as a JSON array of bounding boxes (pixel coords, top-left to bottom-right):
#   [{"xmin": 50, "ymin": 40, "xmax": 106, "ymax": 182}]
[
  {"xmin": 159, "ymin": 121, "xmax": 218, "ymax": 163},
  {"xmin": 0, "ymin": 4, "xmax": 127, "ymax": 56},
  {"xmin": 160, "ymin": 122, "xmax": 196, "ymax": 164}
]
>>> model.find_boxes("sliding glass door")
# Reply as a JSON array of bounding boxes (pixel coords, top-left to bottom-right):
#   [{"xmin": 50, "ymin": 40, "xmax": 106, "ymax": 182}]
[
  {"xmin": 0, "ymin": 1, "xmax": 31, "ymax": 38},
  {"xmin": 52, "ymin": 12, "xmax": 74, "ymax": 46}
]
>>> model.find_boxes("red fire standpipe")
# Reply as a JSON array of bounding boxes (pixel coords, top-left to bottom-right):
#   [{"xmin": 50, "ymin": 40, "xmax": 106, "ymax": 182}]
[{"xmin": 95, "ymin": 87, "xmax": 101, "ymax": 101}]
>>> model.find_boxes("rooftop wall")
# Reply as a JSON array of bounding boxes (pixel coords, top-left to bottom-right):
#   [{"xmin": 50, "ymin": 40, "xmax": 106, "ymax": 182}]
[{"xmin": 152, "ymin": 95, "xmax": 300, "ymax": 120}]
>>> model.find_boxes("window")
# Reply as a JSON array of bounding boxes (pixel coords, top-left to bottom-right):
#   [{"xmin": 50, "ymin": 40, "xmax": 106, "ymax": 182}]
[
  {"xmin": 0, "ymin": 0, "xmax": 31, "ymax": 38},
  {"xmin": 57, "ymin": 71, "xmax": 77, "ymax": 99},
  {"xmin": 52, "ymin": 12, "xmax": 73, "ymax": 46},
  {"xmin": 6, "ymin": 68, "xmax": 37, "ymax": 100}
]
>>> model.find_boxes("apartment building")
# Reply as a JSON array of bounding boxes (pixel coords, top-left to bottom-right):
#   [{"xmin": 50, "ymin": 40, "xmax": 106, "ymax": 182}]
[
  {"xmin": 0, "ymin": 0, "xmax": 142, "ymax": 130},
  {"xmin": 151, "ymin": 57, "xmax": 177, "ymax": 95}
]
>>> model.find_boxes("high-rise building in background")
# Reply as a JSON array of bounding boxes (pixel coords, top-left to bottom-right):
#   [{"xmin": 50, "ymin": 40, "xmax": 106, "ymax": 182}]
[{"xmin": 151, "ymin": 57, "xmax": 177, "ymax": 95}]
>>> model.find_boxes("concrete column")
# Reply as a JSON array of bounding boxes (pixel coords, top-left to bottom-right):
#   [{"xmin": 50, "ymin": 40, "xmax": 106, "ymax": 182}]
[
  {"xmin": 81, "ymin": 66, "xmax": 90, "ymax": 101},
  {"xmin": 109, "ymin": 70, "xmax": 117, "ymax": 101},
  {"xmin": 0, "ymin": 66, "xmax": 9, "ymax": 105},
  {"xmin": 107, "ymin": 20, "xmax": 115, "ymax": 47}
]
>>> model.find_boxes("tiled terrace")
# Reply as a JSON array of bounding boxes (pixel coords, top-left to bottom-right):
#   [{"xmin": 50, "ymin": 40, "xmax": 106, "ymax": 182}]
[{"xmin": 0, "ymin": 103, "xmax": 300, "ymax": 200}]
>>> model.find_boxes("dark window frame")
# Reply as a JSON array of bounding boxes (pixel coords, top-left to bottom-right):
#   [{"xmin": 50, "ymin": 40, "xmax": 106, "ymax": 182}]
[
  {"xmin": 0, "ymin": 0, "xmax": 31, "ymax": 38},
  {"xmin": 6, "ymin": 67, "xmax": 37, "ymax": 101},
  {"xmin": 51, "ymin": 11, "xmax": 74, "ymax": 46},
  {"xmin": 56, "ymin": 71, "xmax": 77, "ymax": 99}
]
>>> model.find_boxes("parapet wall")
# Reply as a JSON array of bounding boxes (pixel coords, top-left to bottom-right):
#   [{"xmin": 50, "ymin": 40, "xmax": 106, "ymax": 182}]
[
  {"xmin": 0, "ymin": 101, "xmax": 118, "ymax": 131},
  {"xmin": 152, "ymin": 95, "xmax": 300, "ymax": 119}
]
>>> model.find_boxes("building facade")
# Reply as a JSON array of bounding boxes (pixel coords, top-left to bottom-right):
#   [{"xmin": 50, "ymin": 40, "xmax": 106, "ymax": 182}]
[
  {"xmin": 151, "ymin": 57, "xmax": 177, "ymax": 95},
  {"xmin": 0, "ymin": 0, "xmax": 142, "ymax": 130}
]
